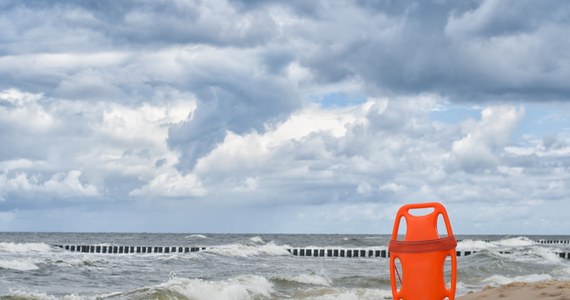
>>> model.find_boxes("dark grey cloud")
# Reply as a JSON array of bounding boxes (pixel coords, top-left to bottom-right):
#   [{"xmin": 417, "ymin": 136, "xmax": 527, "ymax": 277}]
[
  {"xmin": 290, "ymin": 0, "xmax": 570, "ymax": 101},
  {"xmin": 168, "ymin": 70, "xmax": 301, "ymax": 169},
  {"xmin": 2, "ymin": 0, "xmax": 569, "ymax": 99}
]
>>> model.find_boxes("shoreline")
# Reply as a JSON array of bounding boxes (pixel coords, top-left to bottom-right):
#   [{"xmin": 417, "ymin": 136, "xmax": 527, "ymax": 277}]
[{"xmin": 457, "ymin": 280, "xmax": 570, "ymax": 299}]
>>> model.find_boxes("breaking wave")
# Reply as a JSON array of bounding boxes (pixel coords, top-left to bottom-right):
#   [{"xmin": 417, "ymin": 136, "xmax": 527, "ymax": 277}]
[
  {"xmin": 0, "ymin": 242, "xmax": 52, "ymax": 253},
  {"xmin": 0, "ymin": 258, "xmax": 39, "ymax": 271},
  {"xmin": 101, "ymin": 275, "xmax": 273, "ymax": 300},
  {"xmin": 204, "ymin": 242, "xmax": 291, "ymax": 258}
]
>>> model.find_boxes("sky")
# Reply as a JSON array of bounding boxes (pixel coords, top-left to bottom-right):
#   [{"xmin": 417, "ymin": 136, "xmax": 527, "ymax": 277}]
[{"xmin": 1, "ymin": 0, "xmax": 570, "ymax": 234}]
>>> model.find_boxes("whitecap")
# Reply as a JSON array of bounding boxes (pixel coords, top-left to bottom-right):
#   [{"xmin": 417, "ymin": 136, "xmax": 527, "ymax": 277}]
[
  {"xmin": 156, "ymin": 275, "xmax": 273, "ymax": 300},
  {"xmin": 7, "ymin": 289, "xmax": 83, "ymax": 300},
  {"xmin": 294, "ymin": 287, "xmax": 393, "ymax": 300},
  {"xmin": 277, "ymin": 273, "xmax": 332, "ymax": 286},
  {"xmin": 501, "ymin": 247, "xmax": 563, "ymax": 265},
  {"xmin": 0, "ymin": 242, "xmax": 52, "ymax": 253},
  {"xmin": 0, "ymin": 259, "xmax": 39, "ymax": 271},
  {"xmin": 249, "ymin": 236, "xmax": 264, "ymax": 243},
  {"xmin": 205, "ymin": 242, "xmax": 291, "ymax": 258},
  {"xmin": 186, "ymin": 234, "xmax": 208, "ymax": 239},
  {"xmin": 482, "ymin": 273, "xmax": 552, "ymax": 286},
  {"xmin": 7, "ymin": 290, "xmax": 57, "ymax": 300},
  {"xmin": 493, "ymin": 236, "xmax": 536, "ymax": 247},
  {"xmin": 457, "ymin": 239, "xmax": 495, "ymax": 251}
]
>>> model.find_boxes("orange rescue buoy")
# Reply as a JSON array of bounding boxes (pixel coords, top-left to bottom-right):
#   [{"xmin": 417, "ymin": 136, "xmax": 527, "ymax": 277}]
[{"xmin": 388, "ymin": 202, "xmax": 457, "ymax": 300}]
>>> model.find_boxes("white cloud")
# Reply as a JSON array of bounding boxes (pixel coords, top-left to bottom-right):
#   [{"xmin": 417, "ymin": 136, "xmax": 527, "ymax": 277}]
[
  {"xmin": 1, "ymin": 89, "xmax": 197, "ymax": 202},
  {"xmin": 129, "ymin": 169, "xmax": 206, "ymax": 198},
  {"xmin": 43, "ymin": 170, "xmax": 98, "ymax": 197},
  {"xmin": 0, "ymin": 159, "xmax": 41, "ymax": 171},
  {"xmin": 451, "ymin": 106, "xmax": 524, "ymax": 171},
  {"xmin": 0, "ymin": 170, "xmax": 97, "ymax": 198},
  {"xmin": 379, "ymin": 183, "xmax": 406, "ymax": 193},
  {"xmin": 0, "ymin": 89, "xmax": 53, "ymax": 131}
]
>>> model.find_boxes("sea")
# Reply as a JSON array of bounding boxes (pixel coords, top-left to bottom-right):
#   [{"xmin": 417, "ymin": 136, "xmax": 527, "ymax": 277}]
[{"xmin": 1, "ymin": 233, "xmax": 570, "ymax": 299}]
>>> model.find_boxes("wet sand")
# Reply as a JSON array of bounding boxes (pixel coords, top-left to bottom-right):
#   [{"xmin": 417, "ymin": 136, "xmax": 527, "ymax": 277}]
[{"xmin": 458, "ymin": 280, "xmax": 570, "ymax": 300}]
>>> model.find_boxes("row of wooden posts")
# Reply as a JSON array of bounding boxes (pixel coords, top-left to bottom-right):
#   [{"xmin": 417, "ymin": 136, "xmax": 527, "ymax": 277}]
[{"xmin": 54, "ymin": 244, "xmax": 570, "ymax": 259}]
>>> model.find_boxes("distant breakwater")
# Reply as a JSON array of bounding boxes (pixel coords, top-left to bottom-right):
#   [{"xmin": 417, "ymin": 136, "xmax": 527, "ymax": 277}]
[{"xmin": 53, "ymin": 239, "xmax": 570, "ymax": 259}]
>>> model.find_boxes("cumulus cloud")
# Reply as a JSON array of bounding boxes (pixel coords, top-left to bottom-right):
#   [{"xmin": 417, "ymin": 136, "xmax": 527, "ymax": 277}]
[
  {"xmin": 129, "ymin": 169, "xmax": 206, "ymax": 198},
  {"xmin": 0, "ymin": 89, "xmax": 195, "ymax": 205},
  {"xmin": 0, "ymin": 170, "xmax": 97, "ymax": 200},
  {"xmin": 451, "ymin": 106, "xmax": 525, "ymax": 171}
]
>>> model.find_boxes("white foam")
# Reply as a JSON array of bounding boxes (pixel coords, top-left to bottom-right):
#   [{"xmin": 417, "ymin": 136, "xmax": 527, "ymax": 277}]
[
  {"xmin": 455, "ymin": 281, "xmax": 471, "ymax": 296},
  {"xmin": 299, "ymin": 287, "xmax": 393, "ymax": 300},
  {"xmin": 0, "ymin": 259, "xmax": 39, "ymax": 271},
  {"xmin": 7, "ymin": 290, "xmax": 57, "ymax": 300},
  {"xmin": 529, "ymin": 247, "xmax": 563, "ymax": 264},
  {"xmin": 482, "ymin": 273, "xmax": 552, "ymax": 286},
  {"xmin": 157, "ymin": 275, "xmax": 273, "ymax": 300},
  {"xmin": 58, "ymin": 257, "xmax": 107, "ymax": 269},
  {"xmin": 205, "ymin": 242, "xmax": 291, "ymax": 257},
  {"xmin": 279, "ymin": 273, "xmax": 332, "ymax": 286},
  {"xmin": 249, "ymin": 236, "xmax": 264, "ymax": 243},
  {"xmin": 0, "ymin": 242, "xmax": 52, "ymax": 253},
  {"xmin": 186, "ymin": 234, "xmax": 208, "ymax": 239},
  {"xmin": 457, "ymin": 239, "xmax": 495, "ymax": 251},
  {"xmin": 7, "ymin": 289, "xmax": 83, "ymax": 300},
  {"xmin": 493, "ymin": 237, "xmax": 536, "ymax": 247},
  {"xmin": 552, "ymin": 266, "xmax": 570, "ymax": 280},
  {"xmin": 457, "ymin": 237, "xmax": 536, "ymax": 251},
  {"xmin": 506, "ymin": 247, "xmax": 562, "ymax": 265}
]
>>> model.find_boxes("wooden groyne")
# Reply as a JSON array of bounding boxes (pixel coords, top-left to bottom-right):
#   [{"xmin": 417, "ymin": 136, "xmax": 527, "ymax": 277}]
[{"xmin": 53, "ymin": 242, "xmax": 570, "ymax": 259}]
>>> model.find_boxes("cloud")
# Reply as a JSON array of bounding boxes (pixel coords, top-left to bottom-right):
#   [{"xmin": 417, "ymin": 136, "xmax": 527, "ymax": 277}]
[
  {"xmin": 54, "ymin": 69, "xmax": 123, "ymax": 101},
  {"xmin": 2, "ymin": 0, "xmax": 568, "ymax": 172},
  {"xmin": 170, "ymin": 96, "xmax": 569, "ymax": 232},
  {"xmin": 0, "ymin": 170, "xmax": 97, "ymax": 200},
  {"xmin": 288, "ymin": 0, "xmax": 570, "ymax": 100},
  {"xmin": 451, "ymin": 106, "xmax": 525, "ymax": 171},
  {"xmin": 0, "ymin": 89, "xmax": 196, "ymax": 204},
  {"xmin": 1, "ymin": 0, "xmax": 570, "ymax": 233},
  {"xmin": 162, "ymin": 45, "xmax": 303, "ymax": 169},
  {"xmin": 129, "ymin": 169, "xmax": 206, "ymax": 198}
]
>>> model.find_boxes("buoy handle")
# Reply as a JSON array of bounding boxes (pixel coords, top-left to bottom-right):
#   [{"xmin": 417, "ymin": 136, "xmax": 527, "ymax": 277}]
[{"xmin": 391, "ymin": 202, "xmax": 454, "ymax": 240}]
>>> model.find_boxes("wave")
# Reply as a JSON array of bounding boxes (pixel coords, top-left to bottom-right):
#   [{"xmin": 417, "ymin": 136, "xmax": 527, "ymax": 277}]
[
  {"xmin": 185, "ymin": 234, "xmax": 208, "ymax": 239},
  {"xmin": 0, "ymin": 242, "xmax": 52, "ymax": 253},
  {"xmin": 482, "ymin": 273, "xmax": 553, "ymax": 286},
  {"xmin": 284, "ymin": 287, "xmax": 393, "ymax": 299},
  {"xmin": 249, "ymin": 236, "xmax": 264, "ymax": 243},
  {"xmin": 0, "ymin": 259, "xmax": 39, "ymax": 271},
  {"xmin": 204, "ymin": 242, "xmax": 291, "ymax": 258},
  {"xmin": 552, "ymin": 266, "xmax": 570, "ymax": 279},
  {"xmin": 509, "ymin": 246, "xmax": 563, "ymax": 264},
  {"xmin": 457, "ymin": 236, "xmax": 535, "ymax": 251},
  {"xmin": 458, "ymin": 244, "xmax": 563, "ymax": 267},
  {"xmin": 2, "ymin": 290, "xmax": 57, "ymax": 300},
  {"xmin": 3, "ymin": 276, "xmax": 392, "ymax": 300},
  {"xmin": 53, "ymin": 257, "xmax": 108, "ymax": 269},
  {"xmin": 100, "ymin": 275, "xmax": 273, "ymax": 300},
  {"xmin": 274, "ymin": 273, "xmax": 332, "ymax": 287},
  {"xmin": 4, "ymin": 290, "xmax": 88, "ymax": 300},
  {"xmin": 493, "ymin": 236, "xmax": 536, "ymax": 247},
  {"xmin": 457, "ymin": 239, "xmax": 494, "ymax": 251}
]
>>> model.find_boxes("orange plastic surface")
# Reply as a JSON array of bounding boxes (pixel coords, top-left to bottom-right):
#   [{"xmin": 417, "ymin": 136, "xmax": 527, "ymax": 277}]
[{"xmin": 388, "ymin": 202, "xmax": 457, "ymax": 300}]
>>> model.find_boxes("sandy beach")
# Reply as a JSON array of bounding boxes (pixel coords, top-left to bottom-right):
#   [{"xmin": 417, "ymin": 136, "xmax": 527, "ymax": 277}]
[{"xmin": 458, "ymin": 280, "xmax": 570, "ymax": 299}]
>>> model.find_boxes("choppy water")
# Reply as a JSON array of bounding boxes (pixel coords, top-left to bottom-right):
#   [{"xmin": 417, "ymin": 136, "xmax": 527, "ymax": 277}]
[{"xmin": 1, "ymin": 233, "xmax": 569, "ymax": 299}]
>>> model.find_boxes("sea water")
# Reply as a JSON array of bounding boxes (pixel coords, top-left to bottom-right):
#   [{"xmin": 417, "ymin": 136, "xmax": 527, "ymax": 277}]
[{"xmin": 1, "ymin": 233, "xmax": 569, "ymax": 299}]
